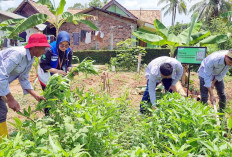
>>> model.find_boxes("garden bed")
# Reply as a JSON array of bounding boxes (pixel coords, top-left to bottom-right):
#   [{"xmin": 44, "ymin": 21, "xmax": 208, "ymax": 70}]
[{"xmin": 7, "ymin": 67, "xmax": 232, "ymax": 134}]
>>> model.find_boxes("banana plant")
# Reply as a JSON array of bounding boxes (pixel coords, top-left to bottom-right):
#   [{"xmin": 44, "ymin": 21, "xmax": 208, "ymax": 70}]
[
  {"xmin": 37, "ymin": 0, "xmax": 98, "ymax": 36},
  {"xmin": 222, "ymin": 11, "xmax": 232, "ymax": 25},
  {"xmin": 0, "ymin": 13, "xmax": 48, "ymax": 48},
  {"xmin": 133, "ymin": 13, "xmax": 228, "ymax": 57}
]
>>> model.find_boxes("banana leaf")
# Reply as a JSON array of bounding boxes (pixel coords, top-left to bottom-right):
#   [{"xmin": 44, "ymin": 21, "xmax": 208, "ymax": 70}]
[
  {"xmin": 8, "ymin": 13, "xmax": 48, "ymax": 38},
  {"xmin": 132, "ymin": 31, "xmax": 163, "ymax": 45},
  {"xmin": 154, "ymin": 19, "xmax": 169, "ymax": 39},
  {"xmin": 200, "ymin": 34, "xmax": 228, "ymax": 45},
  {"xmin": 56, "ymin": 0, "xmax": 66, "ymax": 16}
]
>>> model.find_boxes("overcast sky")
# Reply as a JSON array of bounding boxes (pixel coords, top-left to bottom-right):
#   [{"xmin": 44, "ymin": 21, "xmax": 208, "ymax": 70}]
[{"xmin": 0, "ymin": 0, "xmax": 200, "ymax": 26}]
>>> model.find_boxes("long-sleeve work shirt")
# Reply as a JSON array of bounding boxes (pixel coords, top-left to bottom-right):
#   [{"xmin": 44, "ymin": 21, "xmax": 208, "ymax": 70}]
[
  {"xmin": 0, "ymin": 46, "xmax": 34, "ymax": 96},
  {"xmin": 145, "ymin": 56, "xmax": 183, "ymax": 105},
  {"xmin": 198, "ymin": 50, "xmax": 231, "ymax": 88}
]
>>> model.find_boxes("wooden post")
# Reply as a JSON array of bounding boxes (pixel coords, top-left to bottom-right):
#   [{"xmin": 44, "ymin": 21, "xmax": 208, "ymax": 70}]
[
  {"xmin": 213, "ymin": 101, "xmax": 220, "ymax": 126},
  {"xmin": 101, "ymin": 71, "xmax": 110, "ymax": 93},
  {"xmin": 110, "ymin": 26, "xmax": 115, "ymax": 50},
  {"xmin": 181, "ymin": 64, "xmax": 188, "ymax": 86},
  {"xmin": 137, "ymin": 53, "xmax": 142, "ymax": 74}
]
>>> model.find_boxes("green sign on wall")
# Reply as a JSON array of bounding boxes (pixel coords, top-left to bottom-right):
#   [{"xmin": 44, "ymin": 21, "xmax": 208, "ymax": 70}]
[{"xmin": 177, "ymin": 47, "xmax": 207, "ymax": 64}]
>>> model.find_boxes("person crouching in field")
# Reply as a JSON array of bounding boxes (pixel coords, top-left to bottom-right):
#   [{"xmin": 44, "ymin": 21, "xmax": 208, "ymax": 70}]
[
  {"xmin": 198, "ymin": 49, "xmax": 232, "ymax": 113},
  {"xmin": 140, "ymin": 56, "xmax": 183, "ymax": 113}
]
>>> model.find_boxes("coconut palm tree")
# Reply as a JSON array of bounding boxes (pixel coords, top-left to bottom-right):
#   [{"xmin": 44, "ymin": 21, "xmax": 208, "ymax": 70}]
[
  {"xmin": 158, "ymin": 0, "xmax": 188, "ymax": 26},
  {"xmin": 190, "ymin": 0, "xmax": 232, "ymax": 22}
]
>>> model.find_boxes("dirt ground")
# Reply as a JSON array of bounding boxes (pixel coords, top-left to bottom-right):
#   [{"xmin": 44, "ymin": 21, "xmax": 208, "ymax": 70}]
[{"xmin": 6, "ymin": 66, "xmax": 232, "ymax": 133}]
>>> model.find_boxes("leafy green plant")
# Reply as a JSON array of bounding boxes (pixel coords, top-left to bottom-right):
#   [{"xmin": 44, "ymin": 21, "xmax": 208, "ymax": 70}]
[
  {"xmin": 206, "ymin": 17, "xmax": 232, "ymax": 50},
  {"xmin": 109, "ymin": 57, "xmax": 117, "ymax": 72},
  {"xmin": 109, "ymin": 57, "xmax": 117, "ymax": 66},
  {"xmin": 115, "ymin": 39, "xmax": 147, "ymax": 71},
  {"xmin": 67, "ymin": 58, "xmax": 98, "ymax": 79},
  {"xmin": 133, "ymin": 13, "xmax": 228, "ymax": 57},
  {"xmin": 2, "ymin": 71, "xmax": 232, "ymax": 156},
  {"xmin": 0, "ymin": 14, "xmax": 48, "ymax": 48}
]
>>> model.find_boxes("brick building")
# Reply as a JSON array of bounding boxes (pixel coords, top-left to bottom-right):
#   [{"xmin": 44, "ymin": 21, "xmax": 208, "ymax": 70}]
[
  {"xmin": 66, "ymin": 0, "xmax": 161, "ymax": 50},
  {"xmin": 62, "ymin": 7, "xmax": 137, "ymax": 50},
  {"xmin": 12, "ymin": 0, "xmax": 161, "ymax": 50}
]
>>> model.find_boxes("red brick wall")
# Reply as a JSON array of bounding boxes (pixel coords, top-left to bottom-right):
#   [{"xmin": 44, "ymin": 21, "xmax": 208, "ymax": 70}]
[{"xmin": 60, "ymin": 10, "xmax": 137, "ymax": 51}]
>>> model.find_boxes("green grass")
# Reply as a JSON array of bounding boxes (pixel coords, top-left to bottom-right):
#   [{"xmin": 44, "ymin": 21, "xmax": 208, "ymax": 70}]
[{"xmin": 224, "ymin": 75, "xmax": 232, "ymax": 83}]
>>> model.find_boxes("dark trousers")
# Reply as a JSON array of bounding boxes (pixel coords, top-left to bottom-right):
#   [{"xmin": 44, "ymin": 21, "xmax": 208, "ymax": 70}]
[
  {"xmin": 140, "ymin": 78, "xmax": 173, "ymax": 113},
  {"xmin": 0, "ymin": 98, "xmax": 8, "ymax": 123},
  {"xmin": 199, "ymin": 77, "xmax": 226, "ymax": 111}
]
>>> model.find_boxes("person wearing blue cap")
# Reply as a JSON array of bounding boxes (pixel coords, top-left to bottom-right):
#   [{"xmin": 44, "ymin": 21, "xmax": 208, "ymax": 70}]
[{"xmin": 37, "ymin": 31, "xmax": 73, "ymax": 115}]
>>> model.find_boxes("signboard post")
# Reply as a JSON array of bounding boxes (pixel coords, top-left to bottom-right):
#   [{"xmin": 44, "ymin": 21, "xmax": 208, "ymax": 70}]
[{"xmin": 176, "ymin": 47, "xmax": 207, "ymax": 97}]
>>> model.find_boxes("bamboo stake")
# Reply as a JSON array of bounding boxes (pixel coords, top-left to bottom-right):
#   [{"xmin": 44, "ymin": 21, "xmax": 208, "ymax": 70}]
[
  {"xmin": 137, "ymin": 54, "xmax": 142, "ymax": 74},
  {"xmin": 213, "ymin": 101, "xmax": 220, "ymax": 126}
]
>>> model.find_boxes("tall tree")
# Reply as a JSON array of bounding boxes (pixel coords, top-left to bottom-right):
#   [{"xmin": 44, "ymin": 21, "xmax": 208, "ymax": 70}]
[
  {"xmin": 89, "ymin": 0, "xmax": 108, "ymax": 8},
  {"xmin": 158, "ymin": 0, "xmax": 188, "ymax": 26},
  {"xmin": 70, "ymin": 2, "xmax": 88, "ymax": 9},
  {"xmin": 6, "ymin": 8, "xmax": 16, "ymax": 12},
  {"xmin": 190, "ymin": 0, "xmax": 232, "ymax": 22}
]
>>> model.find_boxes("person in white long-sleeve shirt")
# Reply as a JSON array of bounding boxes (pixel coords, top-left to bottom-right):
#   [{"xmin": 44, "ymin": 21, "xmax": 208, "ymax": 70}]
[
  {"xmin": 0, "ymin": 33, "xmax": 50, "ymax": 140},
  {"xmin": 140, "ymin": 56, "xmax": 183, "ymax": 113},
  {"xmin": 198, "ymin": 49, "xmax": 232, "ymax": 112}
]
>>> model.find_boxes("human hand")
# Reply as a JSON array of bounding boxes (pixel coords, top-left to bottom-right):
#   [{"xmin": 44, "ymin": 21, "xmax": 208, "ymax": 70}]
[
  {"xmin": 211, "ymin": 79, "xmax": 216, "ymax": 89},
  {"xmin": 34, "ymin": 95, "xmax": 47, "ymax": 102},
  {"xmin": 8, "ymin": 98, "xmax": 20, "ymax": 112},
  {"xmin": 152, "ymin": 105, "xmax": 156, "ymax": 110},
  {"xmin": 210, "ymin": 95, "xmax": 216, "ymax": 104},
  {"xmin": 211, "ymin": 85, "xmax": 215, "ymax": 89},
  {"xmin": 169, "ymin": 85, "xmax": 177, "ymax": 92},
  {"xmin": 57, "ymin": 70, "xmax": 67, "ymax": 76},
  {"xmin": 211, "ymin": 82, "xmax": 215, "ymax": 89},
  {"xmin": 67, "ymin": 67, "xmax": 72, "ymax": 72},
  {"xmin": 68, "ymin": 67, "xmax": 78, "ymax": 75}
]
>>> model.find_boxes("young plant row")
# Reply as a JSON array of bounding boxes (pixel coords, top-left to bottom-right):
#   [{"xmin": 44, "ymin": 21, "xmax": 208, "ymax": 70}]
[{"xmin": 1, "ymin": 74, "xmax": 232, "ymax": 156}]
